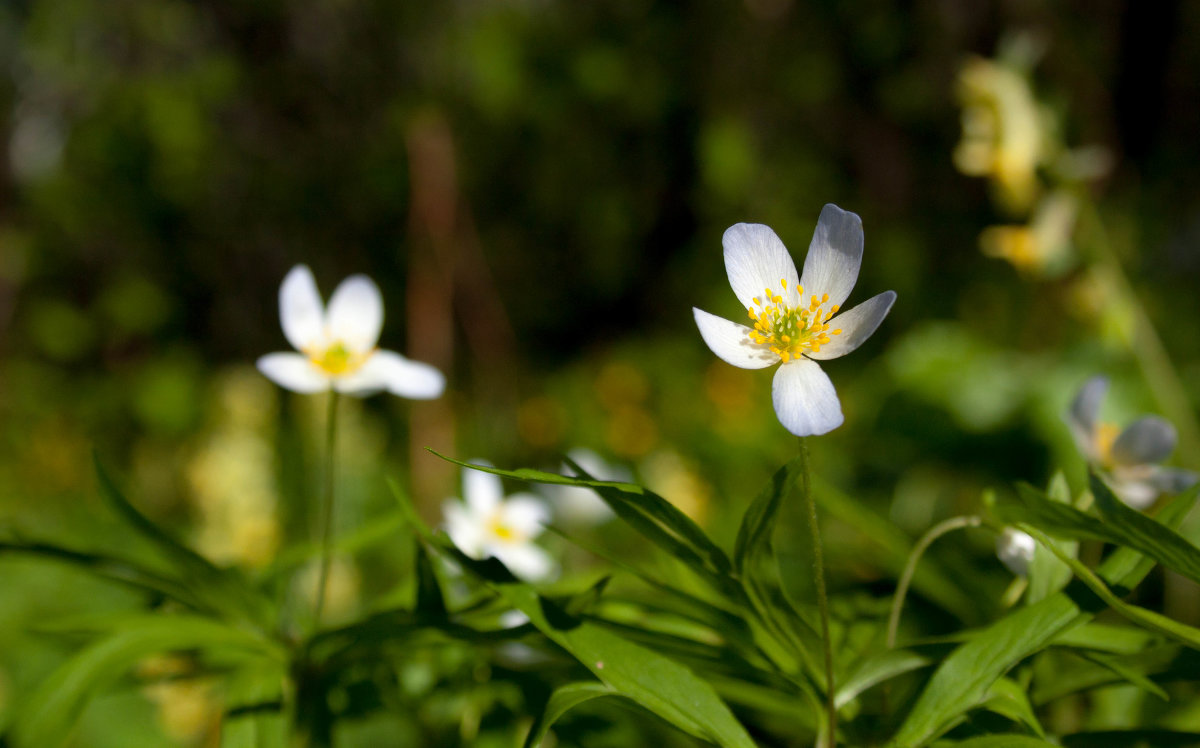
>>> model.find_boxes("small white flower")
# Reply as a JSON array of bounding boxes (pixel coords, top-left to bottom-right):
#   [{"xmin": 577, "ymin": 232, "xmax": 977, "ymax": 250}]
[
  {"xmin": 693, "ymin": 204, "xmax": 897, "ymax": 436},
  {"xmin": 443, "ymin": 465, "xmax": 556, "ymax": 582},
  {"xmin": 1066, "ymin": 376, "xmax": 1196, "ymax": 509},
  {"xmin": 256, "ymin": 265, "xmax": 445, "ymax": 398},
  {"xmin": 995, "ymin": 527, "xmax": 1036, "ymax": 576}
]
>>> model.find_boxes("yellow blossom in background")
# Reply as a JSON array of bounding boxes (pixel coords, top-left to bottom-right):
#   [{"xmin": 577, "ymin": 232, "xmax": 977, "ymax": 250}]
[
  {"xmin": 979, "ymin": 191, "xmax": 1077, "ymax": 277},
  {"xmin": 186, "ymin": 368, "xmax": 281, "ymax": 568},
  {"xmin": 297, "ymin": 556, "xmax": 362, "ymax": 623},
  {"xmin": 641, "ymin": 449, "xmax": 712, "ymax": 526},
  {"xmin": 138, "ymin": 655, "xmax": 221, "ymax": 744},
  {"xmin": 954, "ymin": 56, "xmax": 1047, "ymax": 213}
]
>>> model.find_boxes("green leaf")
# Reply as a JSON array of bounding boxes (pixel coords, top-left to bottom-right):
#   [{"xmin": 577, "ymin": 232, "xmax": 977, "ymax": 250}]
[
  {"xmin": 12, "ymin": 614, "xmax": 283, "ymax": 748},
  {"xmin": 1089, "ymin": 472, "xmax": 1200, "ymax": 587},
  {"xmin": 441, "ymin": 546, "xmax": 757, "ymax": 748},
  {"xmin": 0, "ymin": 540, "xmax": 206, "ymax": 611},
  {"xmin": 414, "ymin": 540, "xmax": 446, "ymax": 618},
  {"xmin": 733, "ymin": 457, "xmax": 799, "ymax": 574},
  {"xmin": 1077, "ymin": 651, "xmax": 1169, "ymax": 701},
  {"xmin": 222, "ymin": 663, "xmax": 288, "ymax": 748},
  {"xmin": 1017, "ymin": 523, "xmax": 1200, "ymax": 652},
  {"xmin": 888, "ymin": 489, "xmax": 1195, "ymax": 748},
  {"xmin": 979, "ymin": 677, "xmax": 1044, "ymax": 737},
  {"xmin": 835, "ymin": 648, "xmax": 931, "ymax": 708},
  {"xmin": 523, "ymin": 682, "xmax": 619, "ymax": 748},
  {"xmin": 1060, "ymin": 730, "xmax": 1200, "ymax": 747},
  {"xmin": 1026, "ymin": 474, "xmax": 1076, "ymax": 603},
  {"xmin": 813, "ymin": 477, "xmax": 978, "ymax": 623},
  {"xmin": 933, "ymin": 737, "xmax": 1058, "ymax": 748},
  {"xmin": 1052, "ymin": 622, "xmax": 1157, "ymax": 655},
  {"xmin": 92, "ymin": 454, "xmax": 271, "ymax": 628}
]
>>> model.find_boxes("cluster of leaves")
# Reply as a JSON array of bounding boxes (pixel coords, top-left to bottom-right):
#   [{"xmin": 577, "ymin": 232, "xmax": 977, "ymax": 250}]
[{"xmin": 8, "ymin": 441, "xmax": 1200, "ymax": 747}]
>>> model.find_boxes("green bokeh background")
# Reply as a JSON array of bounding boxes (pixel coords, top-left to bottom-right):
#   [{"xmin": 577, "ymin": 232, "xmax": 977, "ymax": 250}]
[{"xmin": 2, "ymin": 0, "xmax": 1200, "ymax": 744}]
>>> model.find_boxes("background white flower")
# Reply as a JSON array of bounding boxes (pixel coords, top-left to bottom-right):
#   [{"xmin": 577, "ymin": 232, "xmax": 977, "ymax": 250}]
[
  {"xmin": 995, "ymin": 527, "xmax": 1036, "ymax": 577},
  {"xmin": 443, "ymin": 464, "xmax": 556, "ymax": 582},
  {"xmin": 693, "ymin": 204, "xmax": 896, "ymax": 436},
  {"xmin": 1066, "ymin": 375, "xmax": 1196, "ymax": 508},
  {"xmin": 257, "ymin": 265, "xmax": 445, "ymax": 398}
]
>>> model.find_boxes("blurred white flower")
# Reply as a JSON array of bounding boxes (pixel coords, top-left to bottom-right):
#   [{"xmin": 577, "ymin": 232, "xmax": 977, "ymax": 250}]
[
  {"xmin": 995, "ymin": 527, "xmax": 1036, "ymax": 576},
  {"xmin": 693, "ymin": 204, "xmax": 896, "ymax": 436},
  {"xmin": 257, "ymin": 265, "xmax": 445, "ymax": 398},
  {"xmin": 1066, "ymin": 376, "xmax": 1196, "ymax": 508},
  {"xmin": 443, "ymin": 465, "xmax": 556, "ymax": 582},
  {"xmin": 547, "ymin": 448, "xmax": 631, "ymax": 525}
]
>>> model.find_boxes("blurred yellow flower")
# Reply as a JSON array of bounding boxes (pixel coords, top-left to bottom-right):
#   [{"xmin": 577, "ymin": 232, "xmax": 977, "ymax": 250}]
[
  {"xmin": 953, "ymin": 56, "xmax": 1047, "ymax": 213},
  {"xmin": 979, "ymin": 191, "xmax": 1076, "ymax": 276},
  {"xmin": 138, "ymin": 655, "xmax": 221, "ymax": 744}
]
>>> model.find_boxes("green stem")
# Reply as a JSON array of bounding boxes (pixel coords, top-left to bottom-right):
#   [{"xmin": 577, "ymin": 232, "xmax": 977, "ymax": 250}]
[
  {"xmin": 313, "ymin": 391, "xmax": 339, "ymax": 628},
  {"xmin": 798, "ymin": 437, "xmax": 836, "ymax": 748},
  {"xmin": 886, "ymin": 515, "xmax": 981, "ymax": 649}
]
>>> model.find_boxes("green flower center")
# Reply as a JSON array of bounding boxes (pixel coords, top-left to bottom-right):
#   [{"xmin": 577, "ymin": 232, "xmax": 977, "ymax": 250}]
[
  {"xmin": 309, "ymin": 341, "xmax": 367, "ymax": 376},
  {"xmin": 746, "ymin": 279, "xmax": 842, "ymax": 362}
]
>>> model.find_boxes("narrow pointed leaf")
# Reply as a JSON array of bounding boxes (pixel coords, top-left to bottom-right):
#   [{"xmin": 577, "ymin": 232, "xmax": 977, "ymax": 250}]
[{"xmin": 523, "ymin": 682, "xmax": 619, "ymax": 748}]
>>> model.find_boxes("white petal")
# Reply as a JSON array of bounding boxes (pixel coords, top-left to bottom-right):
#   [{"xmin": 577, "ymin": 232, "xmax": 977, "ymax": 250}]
[
  {"xmin": 1111, "ymin": 416, "xmax": 1176, "ymax": 466},
  {"xmin": 771, "ymin": 358, "xmax": 844, "ymax": 436},
  {"xmin": 333, "ymin": 350, "xmax": 445, "ymax": 399},
  {"xmin": 256, "ymin": 352, "xmax": 331, "ymax": 393},
  {"xmin": 1066, "ymin": 376, "xmax": 1107, "ymax": 458},
  {"xmin": 279, "ymin": 265, "xmax": 325, "ymax": 351},
  {"xmin": 693, "ymin": 308, "xmax": 778, "ymax": 369},
  {"xmin": 464, "ymin": 465, "xmax": 503, "ymax": 515},
  {"xmin": 1149, "ymin": 467, "xmax": 1198, "ymax": 495},
  {"xmin": 995, "ymin": 528, "xmax": 1036, "ymax": 576},
  {"xmin": 722, "ymin": 223, "xmax": 801, "ymax": 310},
  {"xmin": 492, "ymin": 543, "xmax": 557, "ymax": 581},
  {"xmin": 325, "ymin": 274, "xmax": 384, "ymax": 354},
  {"xmin": 500, "ymin": 493, "xmax": 551, "ymax": 538},
  {"xmin": 443, "ymin": 500, "xmax": 485, "ymax": 556},
  {"xmin": 798, "ymin": 204, "xmax": 864, "ymax": 309},
  {"xmin": 807, "ymin": 291, "xmax": 897, "ymax": 361}
]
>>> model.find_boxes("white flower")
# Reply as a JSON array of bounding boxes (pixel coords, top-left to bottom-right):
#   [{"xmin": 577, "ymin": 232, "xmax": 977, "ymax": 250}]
[
  {"xmin": 1066, "ymin": 376, "xmax": 1196, "ymax": 509},
  {"xmin": 256, "ymin": 265, "xmax": 445, "ymax": 398},
  {"xmin": 693, "ymin": 204, "xmax": 897, "ymax": 436},
  {"xmin": 995, "ymin": 527, "xmax": 1036, "ymax": 576},
  {"xmin": 443, "ymin": 465, "xmax": 556, "ymax": 582}
]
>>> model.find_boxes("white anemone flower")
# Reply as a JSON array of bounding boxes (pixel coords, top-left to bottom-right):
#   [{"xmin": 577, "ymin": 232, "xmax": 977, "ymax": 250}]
[
  {"xmin": 257, "ymin": 265, "xmax": 445, "ymax": 398},
  {"xmin": 1066, "ymin": 376, "xmax": 1196, "ymax": 509},
  {"xmin": 693, "ymin": 204, "xmax": 897, "ymax": 436},
  {"xmin": 995, "ymin": 527, "xmax": 1036, "ymax": 577},
  {"xmin": 443, "ymin": 465, "xmax": 556, "ymax": 582}
]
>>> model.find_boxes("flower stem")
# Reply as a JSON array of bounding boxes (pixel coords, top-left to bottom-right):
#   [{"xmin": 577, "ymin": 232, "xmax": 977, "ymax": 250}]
[
  {"xmin": 313, "ymin": 390, "xmax": 339, "ymax": 628},
  {"xmin": 798, "ymin": 437, "xmax": 836, "ymax": 748},
  {"xmin": 886, "ymin": 515, "xmax": 982, "ymax": 649}
]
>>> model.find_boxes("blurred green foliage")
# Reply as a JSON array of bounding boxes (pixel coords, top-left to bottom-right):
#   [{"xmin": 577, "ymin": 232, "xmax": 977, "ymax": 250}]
[{"xmin": 3, "ymin": 0, "xmax": 1200, "ymax": 745}]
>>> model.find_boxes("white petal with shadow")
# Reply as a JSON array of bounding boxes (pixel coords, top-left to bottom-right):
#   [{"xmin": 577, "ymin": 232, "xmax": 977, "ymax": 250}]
[
  {"xmin": 333, "ymin": 350, "xmax": 444, "ymax": 399},
  {"xmin": 771, "ymin": 358, "xmax": 843, "ymax": 436},
  {"xmin": 1067, "ymin": 376, "xmax": 1108, "ymax": 457},
  {"xmin": 693, "ymin": 308, "xmax": 778, "ymax": 369},
  {"xmin": 326, "ymin": 274, "xmax": 384, "ymax": 354},
  {"xmin": 256, "ymin": 352, "xmax": 330, "ymax": 393},
  {"xmin": 807, "ymin": 291, "xmax": 896, "ymax": 361},
  {"xmin": 1112, "ymin": 416, "xmax": 1177, "ymax": 466},
  {"xmin": 280, "ymin": 265, "xmax": 325, "ymax": 351},
  {"xmin": 799, "ymin": 204, "xmax": 864, "ymax": 309},
  {"xmin": 722, "ymin": 223, "xmax": 801, "ymax": 310}
]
